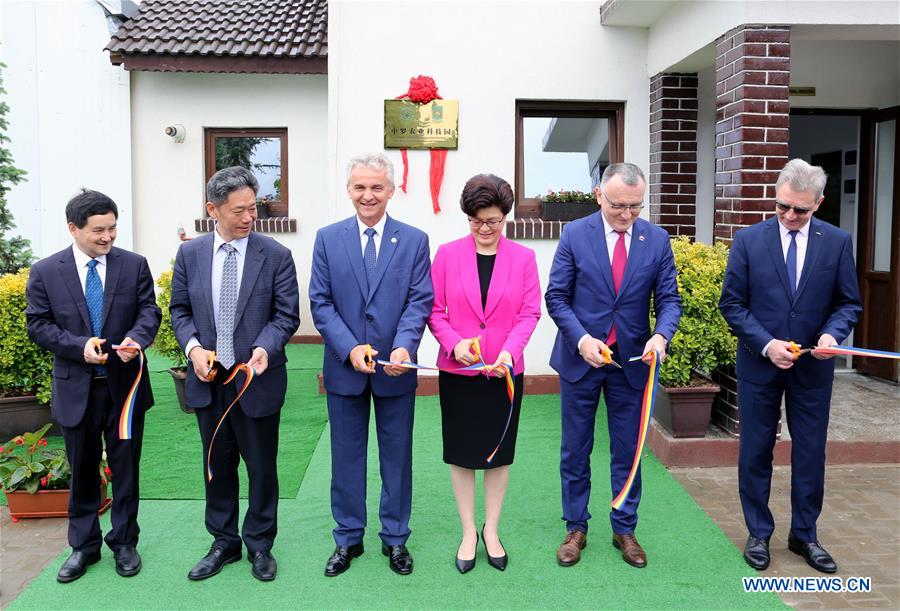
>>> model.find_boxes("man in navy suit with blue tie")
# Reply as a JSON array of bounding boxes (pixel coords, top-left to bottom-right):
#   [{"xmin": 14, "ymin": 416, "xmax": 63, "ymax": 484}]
[
  {"xmin": 546, "ymin": 163, "xmax": 681, "ymax": 569},
  {"xmin": 170, "ymin": 166, "xmax": 300, "ymax": 582},
  {"xmin": 26, "ymin": 190, "xmax": 160, "ymax": 582},
  {"xmin": 309, "ymin": 153, "xmax": 433, "ymax": 577},
  {"xmin": 720, "ymin": 158, "xmax": 861, "ymax": 573}
]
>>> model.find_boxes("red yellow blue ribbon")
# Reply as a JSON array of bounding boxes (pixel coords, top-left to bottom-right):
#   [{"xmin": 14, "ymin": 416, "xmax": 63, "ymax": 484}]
[
  {"xmin": 813, "ymin": 345, "xmax": 900, "ymax": 360},
  {"xmin": 611, "ymin": 351, "xmax": 660, "ymax": 511},
  {"xmin": 371, "ymin": 342, "xmax": 515, "ymax": 463},
  {"xmin": 206, "ymin": 363, "xmax": 256, "ymax": 482},
  {"xmin": 111, "ymin": 344, "xmax": 143, "ymax": 441}
]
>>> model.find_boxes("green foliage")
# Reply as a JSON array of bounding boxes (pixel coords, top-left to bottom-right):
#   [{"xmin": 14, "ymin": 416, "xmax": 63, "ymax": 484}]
[
  {"xmin": 152, "ymin": 263, "xmax": 187, "ymax": 369},
  {"xmin": 0, "ymin": 63, "xmax": 33, "ymax": 274},
  {"xmin": 541, "ymin": 189, "xmax": 595, "ymax": 203},
  {"xmin": 0, "ymin": 269, "xmax": 52, "ymax": 403},
  {"xmin": 656, "ymin": 236, "xmax": 736, "ymax": 387},
  {"xmin": 0, "ymin": 423, "xmax": 108, "ymax": 494}
]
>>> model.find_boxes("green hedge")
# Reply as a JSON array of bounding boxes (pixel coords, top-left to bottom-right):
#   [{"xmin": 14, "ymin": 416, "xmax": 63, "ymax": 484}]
[{"xmin": 0, "ymin": 269, "xmax": 52, "ymax": 403}]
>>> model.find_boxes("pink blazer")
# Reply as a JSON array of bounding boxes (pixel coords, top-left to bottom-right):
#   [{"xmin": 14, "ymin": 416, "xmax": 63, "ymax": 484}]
[{"xmin": 428, "ymin": 235, "xmax": 542, "ymax": 376}]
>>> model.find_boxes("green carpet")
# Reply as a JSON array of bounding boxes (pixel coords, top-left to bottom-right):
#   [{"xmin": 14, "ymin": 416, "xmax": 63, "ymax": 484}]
[{"xmin": 10, "ymin": 375, "xmax": 782, "ymax": 610}]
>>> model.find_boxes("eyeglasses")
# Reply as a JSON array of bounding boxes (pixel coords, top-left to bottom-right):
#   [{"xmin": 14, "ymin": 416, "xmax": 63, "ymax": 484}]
[
  {"xmin": 606, "ymin": 201, "xmax": 644, "ymax": 213},
  {"xmin": 775, "ymin": 201, "xmax": 815, "ymax": 216},
  {"xmin": 468, "ymin": 217, "xmax": 505, "ymax": 229}
]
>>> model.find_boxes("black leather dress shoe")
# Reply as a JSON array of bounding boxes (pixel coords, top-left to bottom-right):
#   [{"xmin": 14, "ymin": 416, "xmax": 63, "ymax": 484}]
[
  {"xmin": 114, "ymin": 546, "xmax": 142, "ymax": 577},
  {"xmin": 324, "ymin": 543, "xmax": 364, "ymax": 577},
  {"xmin": 788, "ymin": 533, "xmax": 837, "ymax": 573},
  {"xmin": 455, "ymin": 531, "xmax": 478, "ymax": 574},
  {"xmin": 481, "ymin": 526, "xmax": 508, "ymax": 571},
  {"xmin": 57, "ymin": 550, "xmax": 101, "ymax": 583},
  {"xmin": 187, "ymin": 546, "xmax": 242, "ymax": 580},
  {"xmin": 743, "ymin": 536, "xmax": 770, "ymax": 570},
  {"xmin": 382, "ymin": 543, "xmax": 413, "ymax": 575},
  {"xmin": 249, "ymin": 550, "xmax": 277, "ymax": 581}
]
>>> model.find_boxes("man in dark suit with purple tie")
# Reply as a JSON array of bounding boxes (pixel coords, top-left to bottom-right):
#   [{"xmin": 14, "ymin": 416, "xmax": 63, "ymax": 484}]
[
  {"xmin": 26, "ymin": 190, "xmax": 160, "ymax": 583},
  {"xmin": 545, "ymin": 163, "xmax": 681, "ymax": 569},
  {"xmin": 719, "ymin": 158, "xmax": 862, "ymax": 574}
]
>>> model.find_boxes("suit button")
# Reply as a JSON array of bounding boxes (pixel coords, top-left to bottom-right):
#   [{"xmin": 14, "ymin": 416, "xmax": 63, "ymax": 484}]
[
  {"xmin": 366, "ymin": 314, "xmax": 374, "ymax": 322},
  {"xmin": 790, "ymin": 311, "xmax": 796, "ymax": 318},
  {"xmin": 480, "ymin": 323, "xmax": 485, "ymax": 329}
]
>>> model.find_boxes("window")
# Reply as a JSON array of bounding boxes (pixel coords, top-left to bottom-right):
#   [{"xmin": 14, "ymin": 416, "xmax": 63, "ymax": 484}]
[
  {"xmin": 515, "ymin": 101, "xmax": 624, "ymax": 220},
  {"xmin": 203, "ymin": 128, "xmax": 289, "ymax": 217}
]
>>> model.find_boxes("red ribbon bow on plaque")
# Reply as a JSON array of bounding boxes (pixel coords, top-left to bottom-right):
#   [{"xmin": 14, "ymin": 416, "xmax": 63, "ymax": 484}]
[{"xmin": 395, "ymin": 75, "xmax": 448, "ymax": 213}]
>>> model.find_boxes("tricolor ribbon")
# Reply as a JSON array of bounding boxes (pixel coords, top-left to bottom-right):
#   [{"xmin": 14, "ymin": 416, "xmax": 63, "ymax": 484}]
[
  {"xmin": 111, "ymin": 344, "xmax": 143, "ymax": 440},
  {"xmin": 611, "ymin": 351, "xmax": 660, "ymax": 511},
  {"xmin": 370, "ymin": 342, "xmax": 515, "ymax": 463},
  {"xmin": 206, "ymin": 363, "xmax": 256, "ymax": 482},
  {"xmin": 812, "ymin": 345, "xmax": 900, "ymax": 360}
]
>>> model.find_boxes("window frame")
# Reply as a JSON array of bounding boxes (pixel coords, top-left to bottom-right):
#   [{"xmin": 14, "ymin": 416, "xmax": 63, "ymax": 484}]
[
  {"xmin": 514, "ymin": 100, "xmax": 625, "ymax": 214},
  {"xmin": 203, "ymin": 127, "xmax": 289, "ymax": 216}
]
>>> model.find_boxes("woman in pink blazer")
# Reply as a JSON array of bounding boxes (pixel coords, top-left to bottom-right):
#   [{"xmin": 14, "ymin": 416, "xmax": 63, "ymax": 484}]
[{"xmin": 428, "ymin": 174, "xmax": 542, "ymax": 574}]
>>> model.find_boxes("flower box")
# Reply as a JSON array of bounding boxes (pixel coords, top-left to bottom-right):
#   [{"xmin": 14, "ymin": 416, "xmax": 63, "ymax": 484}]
[
  {"xmin": 540, "ymin": 200, "xmax": 597, "ymax": 222},
  {"xmin": 5, "ymin": 482, "xmax": 110, "ymax": 522}
]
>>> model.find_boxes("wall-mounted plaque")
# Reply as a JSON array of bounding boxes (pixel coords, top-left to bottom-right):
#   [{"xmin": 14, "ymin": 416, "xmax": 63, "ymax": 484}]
[{"xmin": 384, "ymin": 99, "xmax": 459, "ymax": 149}]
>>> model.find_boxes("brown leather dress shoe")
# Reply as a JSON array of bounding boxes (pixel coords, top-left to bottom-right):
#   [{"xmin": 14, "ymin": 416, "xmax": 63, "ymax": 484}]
[
  {"xmin": 557, "ymin": 530, "xmax": 587, "ymax": 567},
  {"xmin": 612, "ymin": 533, "xmax": 647, "ymax": 568}
]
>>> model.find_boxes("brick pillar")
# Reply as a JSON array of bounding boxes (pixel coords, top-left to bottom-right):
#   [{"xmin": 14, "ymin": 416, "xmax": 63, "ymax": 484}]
[
  {"xmin": 713, "ymin": 25, "xmax": 790, "ymax": 435},
  {"xmin": 649, "ymin": 73, "xmax": 698, "ymax": 238}
]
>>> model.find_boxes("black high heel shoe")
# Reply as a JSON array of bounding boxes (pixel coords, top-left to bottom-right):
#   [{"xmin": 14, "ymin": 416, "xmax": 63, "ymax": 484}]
[
  {"xmin": 481, "ymin": 525, "xmax": 508, "ymax": 571},
  {"xmin": 455, "ymin": 531, "xmax": 478, "ymax": 574}
]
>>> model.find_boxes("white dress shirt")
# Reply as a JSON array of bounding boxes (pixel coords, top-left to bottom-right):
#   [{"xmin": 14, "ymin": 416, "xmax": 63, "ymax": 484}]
[
  {"xmin": 185, "ymin": 228, "xmax": 249, "ymax": 358},
  {"xmin": 357, "ymin": 214, "xmax": 387, "ymax": 258},
  {"xmin": 72, "ymin": 244, "xmax": 107, "ymax": 292},
  {"xmin": 577, "ymin": 217, "xmax": 633, "ymax": 353},
  {"xmin": 761, "ymin": 217, "xmax": 812, "ymax": 357}
]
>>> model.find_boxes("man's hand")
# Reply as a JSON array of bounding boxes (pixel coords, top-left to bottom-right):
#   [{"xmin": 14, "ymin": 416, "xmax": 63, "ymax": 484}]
[
  {"xmin": 188, "ymin": 346, "xmax": 217, "ymax": 382},
  {"xmin": 812, "ymin": 333, "xmax": 838, "ymax": 360},
  {"xmin": 349, "ymin": 344, "xmax": 377, "ymax": 374},
  {"xmin": 490, "ymin": 350, "xmax": 513, "ymax": 378},
  {"xmin": 115, "ymin": 337, "xmax": 141, "ymax": 363},
  {"xmin": 84, "ymin": 337, "xmax": 107, "ymax": 364},
  {"xmin": 247, "ymin": 347, "xmax": 269, "ymax": 375},
  {"xmin": 452, "ymin": 336, "xmax": 480, "ymax": 366},
  {"xmin": 642, "ymin": 334, "xmax": 668, "ymax": 363},
  {"xmin": 384, "ymin": 347, "xmax": 411, "ymax": 377},
  {"xmin": 579, "ymin": 336, "xmax": 611, "ymax": 369},
  {"xmin": 767, "ymin": 340, "xmax": 798, "ymax": 369}
]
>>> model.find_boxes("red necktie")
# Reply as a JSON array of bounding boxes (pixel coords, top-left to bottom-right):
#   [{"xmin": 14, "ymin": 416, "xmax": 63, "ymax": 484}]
[{"xmin": 608, "ymin": 230, "xmax": 626, "ymax": 346}]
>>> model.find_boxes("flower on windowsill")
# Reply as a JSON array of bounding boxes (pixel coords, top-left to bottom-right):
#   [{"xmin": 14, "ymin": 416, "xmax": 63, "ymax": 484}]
[
  {"xmin": 540, "ymin": 189, "xmax": 596, "ymax": 204},
  {"xmin": 0, "ymin": 424, "xmax": 110, "ymax": 495}
]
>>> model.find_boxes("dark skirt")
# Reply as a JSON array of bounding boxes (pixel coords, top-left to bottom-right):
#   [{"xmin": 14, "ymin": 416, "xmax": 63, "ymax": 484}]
[{"xmin": 438, "ymin": 370, "xmax": 524, "ymax": 469}]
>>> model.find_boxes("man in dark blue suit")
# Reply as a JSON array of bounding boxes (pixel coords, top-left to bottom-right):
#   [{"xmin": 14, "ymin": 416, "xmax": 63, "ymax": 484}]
[
  {"xmin": 26, "ymin": 190, "xmax": 161, "ymax": 582},
  {"xmin": 546, "ymin": 163, "xmax": 681, "ymax": 569},
  {"xmin": 309, "ymin": 153, "xmax": 433, "ymax": 577},
  {"xmin": 170, "ymin": 167, "xmax": 300, "ymax": 582},
  {"xmin": 720, "ymin": 158, "xmax": 861, "ymax": 573}
]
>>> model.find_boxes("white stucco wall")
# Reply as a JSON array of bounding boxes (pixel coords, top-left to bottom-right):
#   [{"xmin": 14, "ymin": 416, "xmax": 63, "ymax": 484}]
[
  {"xmin": 0, "ymin": 0, "xmax": 132, "ymax": 258},
  {"xmin": 791, "ymin": 40, "xmax": 900, "ymax": 109},
  {"xmin": 129, "ymin": 72, "xmax": 328, "ymax": 332},
  {"xmin": 330, "ymin": 1, "xmax": 650, "ymax": 374}
]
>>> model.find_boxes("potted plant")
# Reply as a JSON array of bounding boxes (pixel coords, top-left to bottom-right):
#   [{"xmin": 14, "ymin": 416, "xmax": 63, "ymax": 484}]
[
  {"xmin": 652, "ymin": 237, "xmax": 736, "ymax": 437},
  {"xmin": 0, "ymin": 423, "xmax": 111, "ymax": 521},
  {"xmin": 0, "ymin": 269, "xmax": 55, "ymax": 439},
  {"xmin": 540, "ymin": 189, "xmax": 598, "ymax": 222},
  {"xmin": 153, "ymin": 265, "xmax": 192, "ymax": 413}
]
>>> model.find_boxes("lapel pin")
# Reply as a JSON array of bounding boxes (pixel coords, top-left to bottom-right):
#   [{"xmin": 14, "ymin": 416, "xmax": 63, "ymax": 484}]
[
  {"xmin": 639, "ymin": 235, "xmax": 645, "ymax": 242},
  {"xmin": 815, "ymin": 231, "xmax": 822, "ymax": 235},
  {"xmin": 391, "ymin": 237, "xmax": 398, "ymax": 243}
]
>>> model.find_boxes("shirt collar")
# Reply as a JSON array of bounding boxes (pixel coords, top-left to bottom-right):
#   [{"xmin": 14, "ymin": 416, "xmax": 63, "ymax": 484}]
[
  {"xmin": 72, "ymin": 243, "xmax": 107, "ymax": 268},
  {"xmin": 601, "ymin": 214, "xmax": 632, "ymax": 238},
  {"xmin": 778, "ymin": 217, "xmax": 812, "ymax": 239},
  {"xmin": 357, "ymin": 214, "xmax": 387, "ymax": 238},
  {"xmin": 213, "ymin": 227, "xmax": 249, "ymax": 257}
]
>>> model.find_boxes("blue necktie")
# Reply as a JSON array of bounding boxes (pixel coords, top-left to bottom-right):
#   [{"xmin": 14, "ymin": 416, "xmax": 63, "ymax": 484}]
[
  {"xmin": 786, "ymin": 230, "xmax": 798, "ymax": 298},
  {"xmin": 85, "ymin": 259, "xmax": 106, "ymax": 375},
  {"xmin": 364, "ymin": 227, "xmax": 377, "ymax": 283}
]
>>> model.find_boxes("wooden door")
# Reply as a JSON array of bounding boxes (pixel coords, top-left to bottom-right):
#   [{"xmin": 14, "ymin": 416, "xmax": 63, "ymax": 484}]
[{"xmin": 856, "ymin": 106, "xmax": 900, "ymax": 381}]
